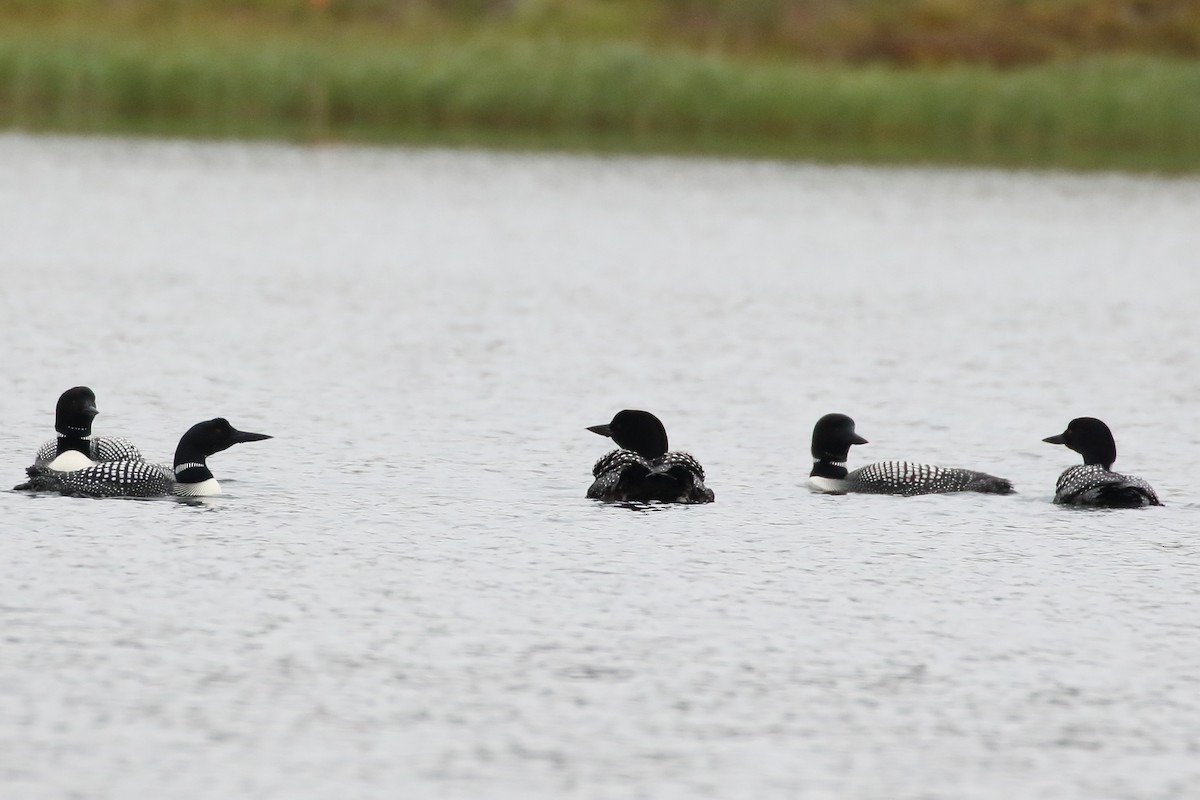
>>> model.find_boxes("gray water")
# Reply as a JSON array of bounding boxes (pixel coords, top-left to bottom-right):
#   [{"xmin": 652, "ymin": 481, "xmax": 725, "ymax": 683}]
[{"xmin": 0, "ymin": 133, "xmax": 1198, "ymax": 799}]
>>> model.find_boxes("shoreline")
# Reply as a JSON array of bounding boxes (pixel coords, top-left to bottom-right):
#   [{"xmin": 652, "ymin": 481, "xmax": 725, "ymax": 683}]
[{"xmin": 2, "ymin": 28, "xmax": 1197, "ymax": 173}]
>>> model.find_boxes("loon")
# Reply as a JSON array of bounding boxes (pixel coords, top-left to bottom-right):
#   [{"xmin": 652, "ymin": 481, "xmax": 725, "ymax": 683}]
[
  {"xmin": 33, "ymin": 386, "xmax": 143, "ymax": 471},
  {"xmin": 1043, "ymin": 417, "xmax": 1161, "ymax": 507},
  {"xmin": 15, "ymin": 418, "xmax": 271, "ymax": 498},
  {"xmin": 808, "ymin": 413, "xmax": 1014, "ymax": 496},
  {"xmin": 586, "ymin": 409, "xmax": 714, "ymax": 504}
]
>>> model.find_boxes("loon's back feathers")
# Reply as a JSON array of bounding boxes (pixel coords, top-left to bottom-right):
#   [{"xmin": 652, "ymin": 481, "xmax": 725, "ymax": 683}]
[
  {"xmin": 33, "ymin": 437, "xmax": 144, "ymax": 467},
  {"xmin": 18, "ymin": 461, "xmax": 174, "ymax": 498},
  {"xmin": 588, "ymin": 449, "xmax": 714, "ymax": 504},
  {"xmin": 1052, "ymin": 465, "xmax": 1160, "ymax": 508},
  {"xmin": 586, "ymin": 410, "xmax": 714, "ymax": 504},
  {"xmin": 845, "ymin": 461, "xmax": 1015, "ymax": 496},
  {"xmin": 590, "ymin": 449, "xmax": 708, "ymax": 482},
  {"xmin": 591, "ymin": 448, "xmax": 645, "ymax": 480},
  {"xmin": 808, "ymin": 413, "xmax": 1014, "ymax": 497},
  {"xmin": 1044, "ymin": 418, "xmax": 1161, "ymax": 508}
]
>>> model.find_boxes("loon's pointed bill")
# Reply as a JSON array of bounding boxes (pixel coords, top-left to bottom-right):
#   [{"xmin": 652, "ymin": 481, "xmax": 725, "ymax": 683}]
[
  {"xmin": 1043, "ymin": 433, "xmax": 1066, "ymax": 444},
  {"xmin": 851, "ymin": 433, "xmax": 869, "ymax": 445},
  {"xmin": 232, "ymin": 429, "xmax": 272, "ymax": 444},
  {"xmin": 587, "ymin": 423, "xmax": 613, "ymax": 437},
  {"xmin": 82, "ymin": 399, "xmax": 99, "ymax": 418}
]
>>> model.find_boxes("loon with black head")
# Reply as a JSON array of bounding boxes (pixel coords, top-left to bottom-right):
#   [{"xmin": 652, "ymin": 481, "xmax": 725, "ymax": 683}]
[
  {"xmin": 1043, "ymin": 417, "xmax": 1160, "ymax": 507},
  {"xmin": 586, "ymin": 409, "xmax": 714, "ymax": 504},
  {"xmin": 33, "ymin": 386, "xmax": 144, "ymax": 471},
  {"xmin": 808, "ymin": 413, "xmax": 1014, "ymax": 496},
  {"xmin": 16, "ymin": 418, "xmax": 271, "ymax": 498}
]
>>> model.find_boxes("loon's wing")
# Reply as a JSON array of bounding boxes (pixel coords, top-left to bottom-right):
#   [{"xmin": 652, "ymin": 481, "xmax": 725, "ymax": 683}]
[
  {"xmin": 15, "ymin": 461, "xmax": 174, "ymax": 498},
  {"xmin": 587, "ymin": 450, "xmax": 715, "ymax": 504},
  {"xmin": 588, "ymin": 450, "xmax": 652, "ymax": 500},
  {"xmin": 1055, "ymin": 465, "xmax": 1160, "ymax": 507},
  {"xmin": 592, "ymin": 449, "xmax": 632, "ymax": 479},
  {"xmin": 32, "ymin": 439, "xmax": 56, "ymax": 466},
  {"xmin": 653, "ymin": 452, "xmax": 715, "ymax": 503},
  {"xmin": 1112, "ymin": 472, "xmax": 1162, "ymax": 506},
  {"xmin": 31, "ymin": 437, "xmax": 144, "ymax": 467},
  {"xmin": 1094, "ymin": 482, "xmax": 1160, "ymax": 507},
  {"xmin": 848, "ymin": 461, "xmax": 1013, "ymax": 496},
  {"xmin": 660, "ymin": 451, "xmax": 707, "ymax": 482},
  {"xmin": 92, "ymin": 437, "xmax": 145, "ymax": 462}
]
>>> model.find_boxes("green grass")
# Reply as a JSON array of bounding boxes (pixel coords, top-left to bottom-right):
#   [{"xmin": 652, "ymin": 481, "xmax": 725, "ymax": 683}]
[
  {"xmin": 2, "ymin": 26, "xmax": 1200, "ymax": 170},
  {"xmin": 9, "ymin": 1, "xmax": 1200, "ymax": 66}
]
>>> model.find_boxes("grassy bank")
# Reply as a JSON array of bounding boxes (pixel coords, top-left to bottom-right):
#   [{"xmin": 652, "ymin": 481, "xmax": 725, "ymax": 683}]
[
  {"xmin": 10, "ymin": 0, "xmax": 1200, "ymax": 66},
  {"xmin": 1, "ymin": 23, "xmax": 1199, "ymax": 170}
]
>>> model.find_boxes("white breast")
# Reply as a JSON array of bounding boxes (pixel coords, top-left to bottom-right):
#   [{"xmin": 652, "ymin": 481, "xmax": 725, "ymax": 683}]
[
  {"xmin": 46, "ymin": 451, "xmax": 98, "ymax": 472},
  {"xmin": 175, "ymin": 478, "xmax": 222, "ymax": 497},
  {"xmin": 808, "ymin": 476, "xmax": 849, "ymax": 494}
]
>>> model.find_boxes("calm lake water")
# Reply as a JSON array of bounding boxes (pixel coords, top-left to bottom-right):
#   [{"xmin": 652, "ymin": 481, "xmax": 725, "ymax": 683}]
[{"xmin": 1, "ymin": 133, "xmax": 1198, "ymax": 799}]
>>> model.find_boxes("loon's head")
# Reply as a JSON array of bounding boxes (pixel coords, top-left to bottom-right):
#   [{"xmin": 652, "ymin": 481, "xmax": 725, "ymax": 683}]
[
  {"xmin": 1043, "ymin": 417, "xmax": 1117, "ymax": 470},
  {"xmin": 811, "ymin": 413, "xmax": 869, "ymax": 463},
  {"xmin": 587, "ymin": 410, "xmax": 669, "ymax": 459},
  {"xmin": 174, "ymin": 418, "xmax": 272, "ymax": 468},
  {"xmin": 55, "ymin": 386, "xmax": 100, "ymax": 437}
]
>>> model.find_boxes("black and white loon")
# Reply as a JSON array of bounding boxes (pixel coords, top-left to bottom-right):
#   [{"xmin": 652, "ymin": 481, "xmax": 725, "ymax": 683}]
[
  {"xmin": 32, "ymin": 386, "xmax": 143, "ymax": 471},
  {"xmin": 16, "ymin": 418, "xmax": 271, "ymax": 498},
  {"xmin": 808, "ymin": 413, "xmax": 1014, "ymax": 496},
  {"xmin": 586, "ymin": 409, "xmax": 714, "ymax": 504},
  {"xmin": 1043, "ymin": 417, "xmax": 1161, "ymax": 507}
]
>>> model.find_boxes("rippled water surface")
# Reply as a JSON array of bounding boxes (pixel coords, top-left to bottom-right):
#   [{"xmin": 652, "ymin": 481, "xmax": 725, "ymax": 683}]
[{"xmin": 1, "ymin": 134, "xmax": 1198, "ymax": 799}]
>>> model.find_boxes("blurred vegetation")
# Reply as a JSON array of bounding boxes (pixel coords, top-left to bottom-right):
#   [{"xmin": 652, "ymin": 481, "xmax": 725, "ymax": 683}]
[
  {"xmin": 1, "ymin": 1, "xmax": 1199, "ymax": 169},
  {"xmin": 7, "ymin": 0, "xmax": 1200, "ymax": 65}
]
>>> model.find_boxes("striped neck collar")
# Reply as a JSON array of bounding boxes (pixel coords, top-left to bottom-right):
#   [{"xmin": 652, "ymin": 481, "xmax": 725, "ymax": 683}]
[{"xmin": 810, "ymin": 459, "xmax": 849, "ymax": 480}]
